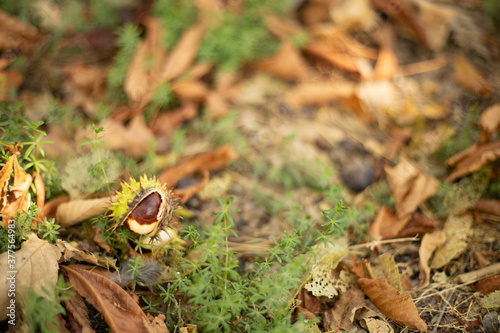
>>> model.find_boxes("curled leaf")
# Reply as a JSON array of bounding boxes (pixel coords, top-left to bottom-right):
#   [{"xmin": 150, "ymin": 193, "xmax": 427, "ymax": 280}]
[
  {"xmin": 358, "ymin": 278, "xmax": 427, "ymax": 332},
  {"xmin": 479, "ymin": 104, "xmax": 500, "ymax": 143},
  {"xmin": 56, "ymin": 197, "xmax": 113, "ymax": 227},
  {"xmin": 431, "ymin": 215, "xmax": 472, "ymax": 269},
  {"xmin": 418, "ymin": 230, "xmax": 446, "ymax": 289}
]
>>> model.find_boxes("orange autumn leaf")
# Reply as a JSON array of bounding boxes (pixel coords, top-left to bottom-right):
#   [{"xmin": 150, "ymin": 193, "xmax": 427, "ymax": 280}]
[
  {"xmin": 370, "ymin": 0, "xmax": 429, "ymax": 49},
  {"xmin": 453, "ymin": 54, "xmax": 491, "ymax": 96},
  {"xmin": 0, "ymin": 153, "xmax": 15, "ymax": 211},
  {"xmin": 358, "ymin": 278, "xmax": 428, "ymax": 332},
  {"xmin": 285, "ymin": 80, "xmax": 356, "ymax": 108},
  {"xmin": 2, "ymin": 156, "xmax": 32, "ymax": 227},
  {"xmin": 61, "ymin": 265, "xmax": 169, "ymax": 333},
  {"xmin": 32, "ymin": 172, "xmax": 45, "ymax": 210},
  {"xmin": 161, "ymin": 21, "xmax": 206, "ymax": 83},
  {"xmin": 373, "ymin": 25, "xmax": 398, "ymax": 80},
  {"xmin": 445, "ymin": 141, "xmax": 500, "ymax": 182},
  {"xmin": 385, "ymin": 158, "xmax": 439, "ymax": 218},
  {"xmin": 158, "ymin": 144, "xmax": 238, "ymax": 188},
  {"xmin": 368, "ymin": 206, "xmax": 410, "ymax": 241},
  {"xmin": 255, "ymin": 42, "xmax": 309, "ymax": 81},
  {"xmin": 171, "ymin": 80, "xmax": 209, "ymax": 101},
  {"xmin": 418, "ymin": 230, "xmax": 446, "ymax": 289},
  {"xmin": 124, "ymin": 17, "xmax": 167, "ymax": 103},
  {"xmin": 479, "ymin": 104, "xmax": 500, "ymax": 143}
]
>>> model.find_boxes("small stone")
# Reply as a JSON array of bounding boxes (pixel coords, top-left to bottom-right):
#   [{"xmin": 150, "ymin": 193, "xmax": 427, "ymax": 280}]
[{"xmin": 340, "ymin": 162, "xmax": 375, "ymax": 192}]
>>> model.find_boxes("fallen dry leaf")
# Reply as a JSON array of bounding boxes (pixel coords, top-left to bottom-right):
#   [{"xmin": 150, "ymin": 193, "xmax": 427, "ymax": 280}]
[
  {"xmin": 171, "ymin": 80, "xmax": 209, "ymax": 101},
  {"xmin": 255, "ymin": 42, "xmax": 309, "ymax": 81},
  {"xmin": 445, "ymin": 141, "xmax": 500, "ymax": 182},
  {"xmin": 56, "ymin": 197, "xmax": 113, "ymax": 228},
  {"xmin": 63, "ymin": 62, "xmax": 108, "ymax": 99},
  {"xmin": 453, "ymin": 54, "xmax": 491, "ymax": 96},
  {"xmin": 323, "ymin": 287, "xmax": 366, "ymax": 333},
  {"xmin": 0, "ymin": 234, "xmax": 61, "ymax": 321},
  {"xmin": 2, "ymin": 156, "xmax": 33, "ymax": 227},
  {"xmin": 396, "ymin": 213, "xmax": 439, "ymax": 238},
  {"xmin": 475, "ymin": 199, "xmax": 500, "ymax": 217},
  {"xmin": 100, "ymin": 115, "xmax": 156, "ymax": 159},
  {"xmin": 385, "ymin": 158, "xmax": 439, "ymax": 218},
  {"xmin": 151, "ymin": 103, "xmax": 198, "ymax": 153},
  {"xmin": 358, "ymin": 278, "xmax": 428, "ymax": 332},
  {"xmin": 61, "ymin": 265, "xmax": 169, "ymax": 333},
  {"xmin": 38, "ymin": 195, "xmax": 71, "ymax": 221},
  {"xmin": 158, "ymin": 144, "xmax": 238, "ymax": 188},
  {"xmin": 473, "ymin": 275, "xmax": 500, "ymax": 295},
  {"xmin": 124, "ymin": 17, "xmax": 167, "ymax": 103},
  {"xmin": 33, "ymin": 171, "xmax": 45, "ymax": 211},
  {"xmin": 265, "ymin": 14, "xmax": 305, "ymax": 41},
  {"xmin": 329, "ymin": 0, "xmax": 379, "ymax": 31},
  {"xmin": 418, "ymin": 230, "xmax": 446, "ymax": 289},
  {"xmin": 373, "ymin": 24, "xmax": 398, "ymax": 80},
  {"xmin": 0, "ymin": 153, "xmax": 15, "ymax": 211},
  {"xmin": 296, "ymin": 288, "xmax": 321, "ymax": 316},
  {"xmin": 0, "ymin": 68, "xmax": 23, "ymax": 101},
  {"xmin": 357, "ymin": 307, "xmax": 394, "ymax": 333},
  {"xmin": 174, "ymin": 170, "xmax": 210, "ymax": 204},
  {"xmin": 56, "ymin": 240, "xmax": 117, "ymax": 270},
  {"xmin": 431, "ymin": 215, "xmax": 473, "ymax": 269},
  {"xmin": 371, "ymin": 0, "xmax": 429, "ymax": 48},
  {"xmin": 161, "ymin": 21, "xmax": 206, "ymax": 83},
  {"xmin": 368, "ymin": 206, "xmax": 410, "ymax": 241},
  {"xmin": 205, "ymin": 71, "xmax": 240, "ymax": 120},
  {"xmin": 0, "ymin": 9, "xmax": 43, "ymax": 53},
  {"xmin": 372, "ymin": 253, "xmax": 402, "ymax": 293},
  {"xmin": 285, "ymin": 80, "xmax": 356, "ymax": 109},
  {"xmin": 479, "ymin": 104, "xmax": 500, "ymax": 143},
  {"xmin": 64, "ymin": 291, "xmax": 95, "ymax": 333}
]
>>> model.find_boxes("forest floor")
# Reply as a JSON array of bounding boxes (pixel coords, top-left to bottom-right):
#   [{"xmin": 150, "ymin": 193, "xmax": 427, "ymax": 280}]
[{"xmin": 0, "ymin": 1, "xmax": 499, "ymax": 332}]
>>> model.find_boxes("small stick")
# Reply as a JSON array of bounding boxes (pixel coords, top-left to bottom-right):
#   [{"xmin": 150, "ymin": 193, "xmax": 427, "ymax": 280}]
[{"xmin": 455, "ymin": 262, "xmax": 500, "ymax": 284}]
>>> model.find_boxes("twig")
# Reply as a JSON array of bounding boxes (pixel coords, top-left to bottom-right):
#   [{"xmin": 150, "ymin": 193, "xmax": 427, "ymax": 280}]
[
  {"xmin": 349, "ymin": 236, "xmax": 420, "ymax": 251},
  {"xmin": 455, "ymin": 262, "xmax": 500, "ymax": 284}
]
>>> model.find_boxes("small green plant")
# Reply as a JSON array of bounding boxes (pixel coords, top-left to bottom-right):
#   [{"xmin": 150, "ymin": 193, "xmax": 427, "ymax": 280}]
[
  {"xmin": 21, "ymin": 275, "xmax": 73, "ymax": 333},
  {"xmin": 79, "ymin": 124, "xmax": 113, "ymax": 198}
]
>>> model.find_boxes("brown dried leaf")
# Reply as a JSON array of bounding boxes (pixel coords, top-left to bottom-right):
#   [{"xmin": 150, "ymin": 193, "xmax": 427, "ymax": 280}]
[
  {"xmin": 323, "ymin": 288, "xmax": 366, "ymax": 332},
  {"xmin": 453, "ymin": 54, "xmax": 491, "ymax": 96},
  {"xmin": 0, "ymin": 154, "xmax": 14, "ymax": 211},
  {"xmin": 431, "ymin": 215, "xmax": 473, "ymax": 269},
  {"xmin": 445, "ymin": 141, "xmax": 500, "ymax": 182},
  {"xmin": 296, "ymin": 288, "xmax": 321, "ymax": 316},
  {"xmin": 329, "ymin": 0, "xmax": 379, "ymax": 31},
  {"xmin": 171, "ymin": 80, "xmax": 209, "ymax": 101},
  {"xmin": 174, "ymin": 170, "xmax": 210, "ymax": 204},
  {"xmin": 151, "ymin": 103, "xmax": 198, "ymax": 153},
  {"xmin": 372, "ymin": 253, "xmax": 402, "ymax": 292},
  {"xmin": 475, "ymin": 199, "xmax": 500, "ymax": 217},
  {"xmin": 64, "ymin": 291, "xmax": 95, "ymax": 333},
  {"xmin": 2, "ymin": 156, "xmax": 33, "ymax": 227},
  {"xmin": 255, "ymin": 42, "xmax": 309, "ymax": 81},
  {"xmin": 100, "ymin": 115, "xmax": 156, "ymax": 159},
  {"xmin": 0, "ymin": 234, "xmax": 61, "ymax": 321},
  {"xmin": 125, "ymin": 17, "xmax": 167, "ymax": 103},
  {"xmin": 161, "ymin": 21, "xmax": 206, "ymax": 82},
  {"xmin": 33, "ymin": 171, "xmax": 45, "ymax": 211},
  {"xmin": 396, "ymin": 213, "xmax": 439, "ymax": 238},
  {"xmin": 56, "ymin": 197, "xmax": 112, "ymax": 228},
  {"xmin": 385, "ymin": 158, "xmax": 439, "ymax": 218},
  {"xmin": 479, "ymin": 104, "xmax": 500, "ymax": 143},
  {"xmin": 0, "ymin": 68, "xmax": 23, "ymax": 101},
  {"xmin": 38, "ymin": 195, "xmax": 71, "ymax": 221},
  {"xmin": 206, "ymin": 92, "xmax": 230, "ymax": 120},
  {"xmin": 298, "ymin": 1, "xmax": 332, "ymax": 26},
  {"xmin": 63, "ymin": 62, "xmax": 108, "ymax": 99},
  {"xmin": 358, "ymin": 278, "xmax": 428, "ymax": 332},
  {"xmin": 285, "ymin": 80, "xmax": 356, "ymax": 109},
  {"xmin": 0, "ymin": 9, "xmax": 43, "ymax": 53},
  {"xmin": 305, "ymin": 40, "xmax": 366, "ymax": 77},
  {"xmin": 371, "ymin": 0, "xmax": 428, "ymax": 48},
  {"xmin": 158, "ymin": 144, "xmax": 238, "ymax": 187},
  {"xmin": 56, "ymin": 240, "xmax": 117, "ymax": 270},
  {"xmin": 473, "ymin": 275, "xmax": 500, "ymax": 295},
  {"xmin": 265, "ymin": 15, "xmax": 304, "ymax": 41},
  {"xmin": 418, "ymin": 230, "xmax": 446, "ymax": 289},
  {"xmin": 356, "ymin": 307, "xmax": 394, "ymax": 333},
  {"xmin": 368, "ymin": 206, "xmax": 410, "ymax": 240},
  {"xmin": 373, "ymin": 25, "xmax": 398, "ymax": 80},
  {"xmin": 61, "ymin": 265, "xmax": 169, "ymax": 333}
]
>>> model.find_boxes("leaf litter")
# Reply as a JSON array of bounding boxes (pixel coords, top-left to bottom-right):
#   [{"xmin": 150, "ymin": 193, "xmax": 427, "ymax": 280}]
[{"xmin": 0, "ymin": 0, "xmax": 499, "ymax": 332}]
